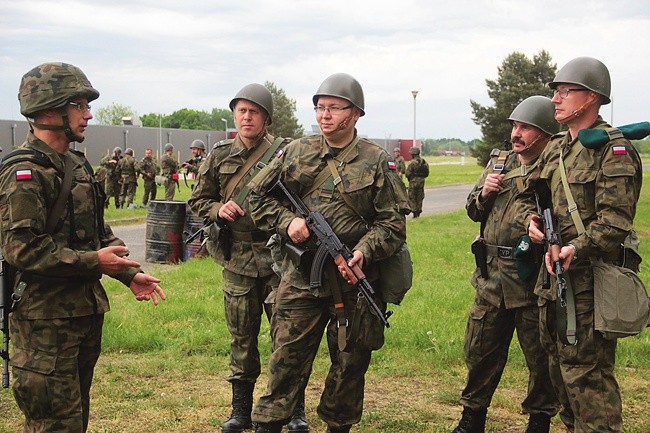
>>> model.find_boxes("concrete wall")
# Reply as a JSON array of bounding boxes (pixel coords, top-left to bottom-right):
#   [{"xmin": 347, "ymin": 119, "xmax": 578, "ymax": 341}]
[{"xmin": 0, "ymin": 119, "xmax": 227, "ymax": 166}]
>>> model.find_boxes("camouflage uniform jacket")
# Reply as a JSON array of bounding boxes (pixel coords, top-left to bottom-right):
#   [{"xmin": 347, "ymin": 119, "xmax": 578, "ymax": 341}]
[
  {"xmin": 100, "ymin": 152, "xmax": 121, "ymax": 180},
  {"xmin": 185, "ymin": 154, "xmax": 205, "ymax": 176},
  {"xmin": 394, "ymin": 155, "xmax": 406, "ymax": 176},
  {"xmin": 466, "ymin": 150, "xmax": 541, "ymax": 309},
  {"xmin": 405, "ymin": 156, "xmax": 429, "ymax": 181},
  {"xmin": 117, "ymin": 153, "xmax": 137, "ymax": 183},
  {"xmin": 0, "ymin": 133, "xmax": 140, "ymax": 320},
  {"xmin": 526, "ymin": 116, "xmax": 642, "ymax": 300},
  {"xmin": 160, "ymin": 153, "xmax": 179, "ymax": 177},
  {"xmin": 139, "ymin": 156, "xmax": 159, "ymax": 182},
  {"xmin": 248, "ymin": 133, "xmax": 408, "ymax": 294},
  {"xmin": 188, "ymin": 134, "xmax": 289, "ymax": 278}
]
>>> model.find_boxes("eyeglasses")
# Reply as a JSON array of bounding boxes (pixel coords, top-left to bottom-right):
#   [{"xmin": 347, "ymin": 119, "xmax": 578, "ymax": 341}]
[
  {"xmin": 314, "ymin": 105, "xmax": 353, "ymax": 114},
  {"xmin": 68, "ymin": 101, "xmax": 92, "ymax": 112},
  {"xmin": 552, "ymin": 88, "xmax": 590, "ymax": 99}
]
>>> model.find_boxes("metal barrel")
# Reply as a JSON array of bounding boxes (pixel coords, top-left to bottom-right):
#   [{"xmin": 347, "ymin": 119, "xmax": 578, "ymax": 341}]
[
  {"xmin": 184, "ymin": 204, "xmax": 207, "ymax": 259},
  {"xmin": 145, "ymin": 200, "xmax": 186, "ymax": 263}
]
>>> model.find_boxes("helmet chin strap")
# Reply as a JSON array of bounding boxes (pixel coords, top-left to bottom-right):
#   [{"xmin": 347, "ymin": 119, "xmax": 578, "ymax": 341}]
[
  {"xmin": 555, "ymin": 93, "xmax": 598, "ymax": 124},
  {"xmin": 31, "ymin": 111, "xmax": 82, "ymax": 143},
  {"xmin": 337, "ymin": 112, "xmax": 354, "ymax": 131}
]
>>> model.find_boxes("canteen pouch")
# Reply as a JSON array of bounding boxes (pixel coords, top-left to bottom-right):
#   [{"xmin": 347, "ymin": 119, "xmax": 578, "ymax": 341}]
[
  {"xmin": 378, "ymin": 242, "xmax": 414, "ymax": 305},
  {"xmin": 592, "ymin": 258, "xmax": 650, "ymax": 339}
]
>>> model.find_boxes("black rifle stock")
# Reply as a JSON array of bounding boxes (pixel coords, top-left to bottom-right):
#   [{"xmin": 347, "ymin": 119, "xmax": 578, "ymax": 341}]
[
  {"xmin": 273, "ymin": 180, "xmax": 391, "ymax": 328},
  {"xmin": 534, "ymin": 192, "xmax": 551, "ymax": 290},
  {"xmin": 0, "ymin": 253, "xmax": 12, "ymax": 388}
]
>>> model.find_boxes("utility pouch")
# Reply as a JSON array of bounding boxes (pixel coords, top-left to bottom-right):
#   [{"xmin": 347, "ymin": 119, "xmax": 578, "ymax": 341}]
[
  {"xmin": 471, "ymin": 235, "xmax": 488, "ymax": 279},
  {"xmin": 377, "ymin": 242, "xmax": 413, "ymax": 305},
  {"xmin": 208, "ymin": 220, "xmax": 232, "ymax": 261},
  {"xmin": 282, "ymin": 240, "xmax": 315, "ymax": 282}
]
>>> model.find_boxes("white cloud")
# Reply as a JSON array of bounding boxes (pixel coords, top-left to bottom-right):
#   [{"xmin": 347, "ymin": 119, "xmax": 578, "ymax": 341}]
[{"xmin": 1, "ymin": 0, "xmax": 648, "ymax": 140}]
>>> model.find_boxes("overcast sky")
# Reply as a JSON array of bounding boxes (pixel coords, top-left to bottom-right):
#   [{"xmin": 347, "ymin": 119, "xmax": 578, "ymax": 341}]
[{"xmin": 1, "ymin": 0, "xmax": 648, "ymax": 141}]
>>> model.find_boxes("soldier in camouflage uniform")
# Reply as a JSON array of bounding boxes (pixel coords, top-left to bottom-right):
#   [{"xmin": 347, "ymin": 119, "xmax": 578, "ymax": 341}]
[
  {"xmin": 524, "ymin": 57, "xmax": 643, "ymax": 433},
  {"xmin": 161, "ymin": 143, "xmax": 179, "ymax": 201},
  {"xmin": 453, "ymin": 96, "xmax": 561, "ymax": 433},
  {"xmin": 405, "ymin": 146, "xmax": 429, "ymax": 217},
  {"xmin": 100, "ymin": 146, "xmax": 122, "ymax": 208},
  {"xmin": 117, "ymin": 147, "xmax": 137, "ymax": 208},
  {"xmin": 188, "ymin": 83, "xmax": 307, "ymax": 433},
  {"xmin": 139, "ymin": 147, "xmax": 159, "ymax": 206},
  {"xmin": 0, "ymin": 62, "xmax": 165, "ymax": 433},
  {"xmin": 182, "ymin": 139, "xmax": 207, "ymax": 178},
  {"xmin": 249, "ymin": 73, "xmax": 409, "ymax": 433},
  {"xmin": 392, "ymin": 147, "xmax": 406, "ymax": 179}
]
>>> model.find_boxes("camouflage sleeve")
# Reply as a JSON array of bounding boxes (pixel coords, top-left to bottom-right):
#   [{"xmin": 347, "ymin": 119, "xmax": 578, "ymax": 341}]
[
  {"xmin": 465, "ymin": 167, "xmax": 490, "ymax": 223},
  {"xmin": 187, "ymin": 151, "xmax": 223, "ymax": 221},
  {"xmin": 571, "ymin": 139, "xmax": 642, "ymax": 257},
  {"xmin": 0, "ymin": 162, "xmax": 101, "ymax": 278}
]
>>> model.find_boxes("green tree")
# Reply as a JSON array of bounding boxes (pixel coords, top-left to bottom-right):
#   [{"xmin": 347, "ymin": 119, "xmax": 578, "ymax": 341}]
[
  {"xmin": 209, "ymin": 108, "xmax": 233, "ymax": 131},
  {"xmin": 265, "ymin": 81, "xmax": 304, "ymax": 139},
  {"xmin": 470, "ymin": 50, "xmax": 557, "ymax": 166},
  {"xmin": 94, "ymin": 102, "xmax": 138, "ymax": 125}
]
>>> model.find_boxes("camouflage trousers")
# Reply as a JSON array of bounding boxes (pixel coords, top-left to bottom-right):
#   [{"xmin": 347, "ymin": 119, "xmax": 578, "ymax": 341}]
[
  {"xmin": 104, "ymin": 179, "xmax": 120, "ymax": 207},
  {"xmin": 252, "ymin": 280, "xmax": 385, "ymax": 428},
  {"xmin": 461, "ymin": 295, "xmax": 559, "ymax": 415},
  {"xmin": 222, "ymin": 269, "xmax": 275, "ymax": 383},
  {"xmin": 142, "ymin": 180, "xmax": 157, "ymax": 206},
  {"xmin": 164, "ymin": 179, "xmax": 176, "ymax": 201},
  {"xmin": 539, "ymin": 291, "xmax": 622, "ymax": 433},
  {"xmin": 119, "ymin": 180, "xmax": 137, "ymax": 206},
  {"xmin": 10, "ymin": 314, "xmax": 104, "ymax": 433},
  {"xmin": 407, "ymin": 179, "xmax": 425, "ymax": 215}
]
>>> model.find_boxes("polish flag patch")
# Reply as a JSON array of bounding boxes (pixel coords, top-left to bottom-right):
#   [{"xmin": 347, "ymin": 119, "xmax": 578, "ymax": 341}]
[
  {"xmin": 388, "ymin": 161, "xmax": 396, "ymax": 170},
  {"xmin": 612, "ymin": 146, "xmax": 627, "ymax": 155},
  {"xmin": 15, "ymin": 169, "xmax": 32, "ymax": 181},
  {"xmin": 275, "ymin": 149, "xmax": 284, "ymax": 158}
]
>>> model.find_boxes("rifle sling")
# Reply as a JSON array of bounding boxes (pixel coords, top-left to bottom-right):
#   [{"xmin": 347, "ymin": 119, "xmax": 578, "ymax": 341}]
[
  {"xmin": 223, "ymin": 136, "xmax": 284, "ymax": 204},
  {"xmin": 302, "ymin": 136, "xmax": 359, "ymax": 198},
  {"xmin": 45, "ymin": 153, "xmax": 74, "ymax": 234}
]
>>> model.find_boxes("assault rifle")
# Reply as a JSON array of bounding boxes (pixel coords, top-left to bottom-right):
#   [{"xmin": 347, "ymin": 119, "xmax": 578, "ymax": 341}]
[
  {"xmin": 1, "ymin": 252, "xmax": 13, "ymax": 388},
  {"xmin": 272, "ymin": 180, "xmax": 391, "ymax": 328},
  {"xmin": 184, "ymin": 218, "xmax": 231, "ymax": 261},
  {"xmin": 537, "ymin": 202, "xmax": 577, "ymax": 345}
]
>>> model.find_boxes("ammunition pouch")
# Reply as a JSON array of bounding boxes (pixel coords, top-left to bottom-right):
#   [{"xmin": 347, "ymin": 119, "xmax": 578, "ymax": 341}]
[
  {"xmin": 281, "ymin": 240, "xmax": 315, "ymax": 282},
  {"xmin": 377, "ymin": 242, "xmax": 413, "ymax": 305},
  {"xmin": 208, "ymin": 220, "xmax": 232, "ymax": 261},
  {"xmin": 471, "ymin": 235, "xmax": 488, "ymax": 279}
]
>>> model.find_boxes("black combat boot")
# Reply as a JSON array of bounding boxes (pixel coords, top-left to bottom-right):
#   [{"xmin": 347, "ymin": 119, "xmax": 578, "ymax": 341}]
[
  {"xmin": 451, "ymin": 406, "xmax": 487, "ymax": 433},
  {"xmin": 524, "ymin": 413, "xmax": 551, "ymax": 433},
  {"xmin": 326, "ymin": 426, "xmax": 351, "ymax": 433},
  {"xmin": 286, "ymin": 390, "xmax": 309, "ymax": 432},
  {"xmin": 222, "ymin": 381, "xmax": 254, "ymax": 433},
  {"xmin": 255, "ymin": 421, "xmax": 284, "ymax": 433}
]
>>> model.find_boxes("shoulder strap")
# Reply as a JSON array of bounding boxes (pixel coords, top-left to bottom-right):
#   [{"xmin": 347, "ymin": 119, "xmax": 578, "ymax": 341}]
[
  {"xmin": 303, "ymin": 136, "xmax": 359, "ymax": 198},
  {"xmin": 224, "ymin": 136, "xmax": 285, "ymax": 204}
]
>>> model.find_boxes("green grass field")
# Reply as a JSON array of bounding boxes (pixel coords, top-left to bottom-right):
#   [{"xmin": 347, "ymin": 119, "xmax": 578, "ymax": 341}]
[{"xmin": 1, "ymin": 163, "xmax": 649, "ymax": 432}]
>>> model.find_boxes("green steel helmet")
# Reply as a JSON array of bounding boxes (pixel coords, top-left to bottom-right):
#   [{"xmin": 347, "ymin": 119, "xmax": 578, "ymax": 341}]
[
  {"xmin": 18, "ymin": 62, "xmax": 100, "ymax": 117},
  {"xmin": 124, "ymin": 148, "xmax": 134, "ymax": 155},
  {"xmin": 409, "ymin": 147, "xmax": 420, "ymax": 155},
  {"xmin": 164, "ymin": 143, "xmax": 174, "ymax": 151},
  {"xmin": 508, "ymin": 95, "xmax": 560, "ymax": 136},
  {"xmin": 113, "ymin": 147, "xmax": 122, "ymax": 154},
  {"xmin": 312, "ymin": 73, "xmax": 365, "ymax": 116},
  {"xmin": 190, "ymin": 139, "xmax": 205, "ymax": 150},
  {"xmin": 393, "ymin": 147, "xmax": 401, "ymax": 153},
  {"xmin": 549, "ymin": 57, "xmax": 611, "ymax": 105},
  {"xmin": 229, "ymin": 83, "xmax": 273, "ymax": 125}
]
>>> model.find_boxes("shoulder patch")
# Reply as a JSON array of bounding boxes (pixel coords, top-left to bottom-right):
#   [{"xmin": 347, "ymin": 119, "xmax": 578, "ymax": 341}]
[
  {"xmin": 388, "ymin": 161, "xmax": 396, "ymax": 170},
  {"xmin": 612, "ymin": 146, "xmax": 627, "ymax": 155},
  {"xmin": 16, "ymin": 169, "xmax": 33, "ymax": 181}
]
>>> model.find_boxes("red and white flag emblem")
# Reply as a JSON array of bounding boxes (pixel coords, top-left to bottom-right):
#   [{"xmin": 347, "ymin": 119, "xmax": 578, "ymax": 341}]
[
  {"xmin": 15, "ymin": 169, "xmax": 32, "ymax": 181},
  {"xmin": 388, "ymin": 161, "xmax": 396, "ymax": 170},
  {"xmin": 612, "ymin": 146, "xmax": 627, "ymax": 155}
]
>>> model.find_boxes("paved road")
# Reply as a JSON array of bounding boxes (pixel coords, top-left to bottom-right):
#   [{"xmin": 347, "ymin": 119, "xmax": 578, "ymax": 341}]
[{"xmin": 112, "ymin": 184, "xmax": 474, "ymax": 270}]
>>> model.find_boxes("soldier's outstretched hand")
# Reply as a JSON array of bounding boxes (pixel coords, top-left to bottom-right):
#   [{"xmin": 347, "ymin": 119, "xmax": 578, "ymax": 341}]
[{"xmin": 130, "ymin": 273, "xmax": 166, "ymax": 305}]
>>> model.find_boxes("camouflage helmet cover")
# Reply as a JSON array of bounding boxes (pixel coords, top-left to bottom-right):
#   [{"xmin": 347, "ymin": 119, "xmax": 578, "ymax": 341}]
[
  {"xmin": 508, "ymin": 95, "xmax": 560, "ymax": 136},
  {"xmin": 312, "ymin": 73, "xmax": 365, "ymax": 116},
  {"xmin": 190, "ymin": 139, "xmax": 205, "ymax": 150},
  {"xmin": 164, "ymin": 143, "xmax": 174, "ymax": 151},
  {"xmin": 549, "ymin": 56, "xmax": 611, "ymax": 105},
  {"xmin": 229, "ymin": 83, "xmax": 273, "ymax": 125},
  {"xmin": 18, "ymin": 62, "xmax": 100, "ymax": 116},
  {"xmin": 409, "ymin": 147, "xmax": 420, "ymax": 155}
]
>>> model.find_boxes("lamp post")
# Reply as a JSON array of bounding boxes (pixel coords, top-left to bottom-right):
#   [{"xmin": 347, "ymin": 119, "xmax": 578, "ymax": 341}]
[
  {"xmin": 411, "ymin": 90, "xmax": 419, "ymax": 150},
  {"xmin": 221, "ymin": 118, "xmax": 228, "ymax": 140}
]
